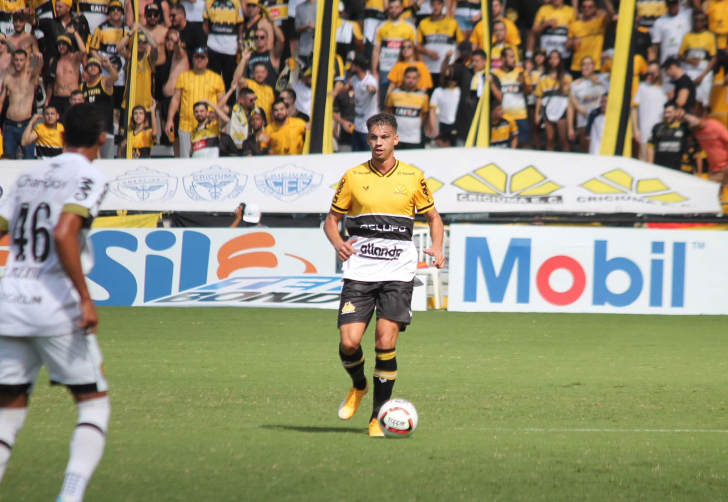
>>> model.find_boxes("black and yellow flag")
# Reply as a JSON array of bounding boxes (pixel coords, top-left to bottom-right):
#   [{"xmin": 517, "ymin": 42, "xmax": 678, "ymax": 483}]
[
  {"xmin": 600, "ymin": 0, "xmax": 636, "ymax": 156},
  {"xmin": 124, "ymin": 0, "xmax": 140, "ymax": 159},
  {"xmin": 302, "ymin": 0, "xmax": 339, "ymax": 154},
  {"xmin": 465, "ymin": 0, "xmax": 491, "ymax": 147}
]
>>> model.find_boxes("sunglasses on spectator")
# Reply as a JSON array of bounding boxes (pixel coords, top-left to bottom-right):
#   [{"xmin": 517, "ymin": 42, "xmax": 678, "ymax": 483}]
[
  {"xmin": 169, "ymin": 13, "xmax": 177, "ymax": 17},
  {"xmin": 256, "ymin": 35, "xmax": 266, "ymax": 39},
  {"xmin": 109, "ymin": 7, "xmax": 123, "ymax": 12},
  {"xmin": 146, "ymin": 11, "xmax": 160, "ymax": 16},
  {"xmin": 402, "ymin": 44, "xmax": 413, "ymax": 49}
]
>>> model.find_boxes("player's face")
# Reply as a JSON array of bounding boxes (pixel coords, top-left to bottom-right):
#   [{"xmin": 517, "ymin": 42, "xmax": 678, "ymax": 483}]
[
  {"xmin": 44, "ymin": 108, "xmax": 59, "ymax": 125},
  {"xmin": 253, "ymin": 65, "xmax": 267, "ymax": 83},
  {"xmin": 194, "ymin": 105, "xmax": 208, "ymax": 123},
  {"xmin": 388, "ymin": 1, "xmax": 403, "ymax": 19},
  {"xmin": 431, "ymin": 0, "xmax": 443, "ymax": 16},
  {"xmin": 12, "ymin": 53, "xmax": 26, "ymax": 71},
  {"xmin": 255, "ymin": 30, "xmax": 267, "ymax": 50},
  {"xmin": 664, "ymin": 106, "xmax": 676, "ymax": 123},
  {"xmin": 581, "ymin": 57, "xmax": 594, "ymax": 76},
  {"xmin": 403, "ymin": 71, "xmax": 419, "ymax": 90},
  {"xmin": 272, "ymin": 103, "xmax": 287, "ymax": 122},
  {"xmin": 367, "ymin": 124, "xmax": 398, "ymax": 161}
]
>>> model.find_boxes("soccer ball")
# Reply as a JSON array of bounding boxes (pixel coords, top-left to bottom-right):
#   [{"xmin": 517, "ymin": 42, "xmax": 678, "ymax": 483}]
[{"xmin": 377, "ymin": 399, "xmax": 418, "ymax": 438}]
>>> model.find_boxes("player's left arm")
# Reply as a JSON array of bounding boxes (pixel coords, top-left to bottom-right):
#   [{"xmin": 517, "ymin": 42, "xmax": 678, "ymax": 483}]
[{"xmin": 423, "ymin": 208, "xmax": 445, "ymax": 269}]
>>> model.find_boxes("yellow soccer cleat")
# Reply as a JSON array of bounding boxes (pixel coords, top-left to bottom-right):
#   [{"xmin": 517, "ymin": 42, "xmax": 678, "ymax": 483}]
[
  {"xmin": 368, "ymin": 418, "xmax": 385, "ymax": 437},
  {"xmin": 337, "ymin": 382, "xmax": 368, "ymax": 420}
]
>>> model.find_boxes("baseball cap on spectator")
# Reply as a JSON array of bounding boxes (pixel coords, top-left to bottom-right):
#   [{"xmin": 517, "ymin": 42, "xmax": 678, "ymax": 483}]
[
  {"xmin": 58, "ymin": 0, "xmax": 72, "ymax": 6},
  {"xmin": 246, "ymin": 0, "xmax": 259, "ymax": 4},
  {"xmin": 138, "ymin": 33, "xmax": 148, "ymax": 43},
  {"xmin": 243, "ymin": 203, "xmax": 261, "ymax": 224},
  {"xmin": 145, "ymin": 3, "xmax": 160, "ymax": 13},
  {"xmin": 193, "ymin": 47, "xmax": 208, "ymax": 56},
  {"xmin": 109, "ymin": 0, "xmax": 123, "ymax": 10},
  {"xmin": 301, "ymin": 63, "xmax": 312, "ymax": 77},
  {"xmin": 87, "ymin": 57, "xmax": 102, "ymax": 68},
  {"xmin": 57, "ymin": 35, "xmax": 72, "ymax": 46}
]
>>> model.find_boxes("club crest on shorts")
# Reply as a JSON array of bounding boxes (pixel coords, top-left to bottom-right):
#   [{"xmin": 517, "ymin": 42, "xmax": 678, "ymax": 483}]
[{"xmin": 341, "ymin": 302, "xmax": 356, "ymax": 314}]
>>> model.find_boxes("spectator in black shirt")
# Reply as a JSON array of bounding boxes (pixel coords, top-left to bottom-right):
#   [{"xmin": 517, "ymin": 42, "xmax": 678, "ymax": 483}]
[
  {"xmin": 34, "ymin": 0, "xmax": 90, "ymax": 60},
  {"xmin": 333, "ymin": 83, "xmax": 355, "ymax": 148},
  {"xmin": 647, "ymin": 101, "xmax": 689, "ymax": 170},
  {"xmin": 662, "ymin": 57, "xmax": 696, "ymax": 112},
  {"xmin": 170, "ymin": 4, "xmax": 207, "ymax": 64},
  {"xmin": 242, "ymin": 109, "xmax": 269, "ymax": 156}
]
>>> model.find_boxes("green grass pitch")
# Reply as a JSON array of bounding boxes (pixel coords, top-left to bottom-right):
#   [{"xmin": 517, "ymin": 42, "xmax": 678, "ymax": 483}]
[{"xmin": 1, "ymin": 308, "xmax": 727, "ymax": 501}]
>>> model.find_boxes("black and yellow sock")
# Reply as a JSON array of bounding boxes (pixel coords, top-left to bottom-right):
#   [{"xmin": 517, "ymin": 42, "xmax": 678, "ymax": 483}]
[
  {"xmin": 339, "ymin": 344, "xmax": 367, "ymax": 391},
  {"xmin": 371, "ymin": 347, "xmax": 397, "ymax": 420}
]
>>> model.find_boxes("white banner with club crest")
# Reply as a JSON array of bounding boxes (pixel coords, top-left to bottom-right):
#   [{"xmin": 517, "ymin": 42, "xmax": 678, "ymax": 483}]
[{"xmin": 0, "ymin": 149, "xmax": 721, "ymax": 214}]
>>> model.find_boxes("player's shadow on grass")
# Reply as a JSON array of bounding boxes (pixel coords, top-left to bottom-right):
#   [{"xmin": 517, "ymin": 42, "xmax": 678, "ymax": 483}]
[{"xmin": 259, "ymin": 425, "xmax": 364, "ymax": 435}]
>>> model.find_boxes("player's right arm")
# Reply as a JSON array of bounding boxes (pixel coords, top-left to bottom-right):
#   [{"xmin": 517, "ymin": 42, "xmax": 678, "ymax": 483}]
[{"xmin": 324, "ymin": 172, "xmax": 357, "ymax": 262}]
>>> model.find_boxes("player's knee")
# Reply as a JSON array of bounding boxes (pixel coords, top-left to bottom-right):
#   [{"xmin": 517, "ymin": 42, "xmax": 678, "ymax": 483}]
[
  {"xmin": 76, "ymin": 396, "xmax": 111, "ymax": 436},
  {"xmin": 340, "ymin": 340, "xmax": 361, "ymax": 354}
]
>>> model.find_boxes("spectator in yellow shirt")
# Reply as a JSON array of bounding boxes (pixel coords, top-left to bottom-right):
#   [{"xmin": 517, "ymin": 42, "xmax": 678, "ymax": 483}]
[
  {"xmin": 387, "ymin": 41, "xmax": 433, "ymax": 95},
  {"xmin": 262, "ymin": 99, "xmax": 308, "ymax": 155}
]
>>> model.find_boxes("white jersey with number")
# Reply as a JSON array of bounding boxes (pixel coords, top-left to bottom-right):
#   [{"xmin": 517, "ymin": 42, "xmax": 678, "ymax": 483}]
[{"xmin": 0, "ymin": 153, "xmax": 108, "ymax": 337}]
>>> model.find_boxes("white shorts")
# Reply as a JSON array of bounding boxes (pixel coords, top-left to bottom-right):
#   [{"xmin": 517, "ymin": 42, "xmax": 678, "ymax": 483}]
[{"xmin": 0, "ymin": 333, "xmax": 108, "ymax": 394}]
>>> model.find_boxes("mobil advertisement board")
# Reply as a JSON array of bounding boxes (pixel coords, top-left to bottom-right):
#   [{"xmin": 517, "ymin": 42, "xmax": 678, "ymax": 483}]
[
  {"xmin": 448, "ymin": 225, "xmax": 728, "ymax": 315},
  {"xmin": 84, "ymin": 228, "xmax": 337, "ymax": 307}
]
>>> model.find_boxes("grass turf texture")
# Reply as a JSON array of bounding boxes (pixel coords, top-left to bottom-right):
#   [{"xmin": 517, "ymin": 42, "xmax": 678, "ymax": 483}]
[{"xmin": 2, "ymin": 308, "xmax": 726, "ymax": 501}]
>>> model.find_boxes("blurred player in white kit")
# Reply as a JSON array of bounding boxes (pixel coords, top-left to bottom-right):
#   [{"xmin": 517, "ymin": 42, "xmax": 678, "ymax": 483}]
[{"xmin": 0, "ymin": 103, "xmax": 110, "ymax": 502}]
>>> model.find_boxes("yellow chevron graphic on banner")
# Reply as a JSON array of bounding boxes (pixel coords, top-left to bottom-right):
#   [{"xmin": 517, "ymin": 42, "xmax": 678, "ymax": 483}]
[
  {"xmin": 453, "ymin": 164, "xmax": 562, "ymax": 196},
  {"xmin": 581, "ymin": 169, "xmax": 687, "ymax": 203}
]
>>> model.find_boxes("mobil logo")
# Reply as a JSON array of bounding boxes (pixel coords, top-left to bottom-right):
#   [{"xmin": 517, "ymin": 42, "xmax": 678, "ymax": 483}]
[
  {"xmin": 87, "ymin": 229, "xmax": 319, "ymax": 306},
  {"xmin": 463, "ymin": 237, "xmax": 686, "ymax": 308}
]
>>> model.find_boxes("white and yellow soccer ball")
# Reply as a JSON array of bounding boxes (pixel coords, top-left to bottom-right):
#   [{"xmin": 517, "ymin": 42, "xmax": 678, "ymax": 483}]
[{"xmin": 377, "ymin": 399, "xmax": 418, "ymax": 438}]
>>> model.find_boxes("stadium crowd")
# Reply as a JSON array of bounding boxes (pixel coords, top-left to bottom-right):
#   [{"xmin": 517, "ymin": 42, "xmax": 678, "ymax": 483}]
[{"xmin": 0, "ymin": 0, "xmax": 726, "ymax": 185}]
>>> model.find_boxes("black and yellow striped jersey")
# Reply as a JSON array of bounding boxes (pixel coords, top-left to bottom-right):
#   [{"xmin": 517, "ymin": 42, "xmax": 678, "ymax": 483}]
[
  {"xmin": 131, "ymin": 128, "xmax": 154, "ymax": 159},
  {"xmin": 679, "ymin": 31, "xmax": 717, "ymax": 63},
  {"xmin": 33, "ymin": 122, "xmax": 64, "ymax": 159},
  {"xmin": 385, "ymin": 87, "xmax": 429, "ymax": 144},
  {"xmin": 492, "ymin": 67, "xmax": 529, "ymax": 120},
  {"xmin": 89, "ymin": 20, "xmax": 128, "ymax": 56},
  {"xmin": 204, "ymin": 0, "xmax": 244, "ymax": 56},
  {"xmin": 331, "ymin": 160, "xmax": 435, "ymax": 282},
  {"xmin": 191, "ymin": 120, "xmax": 221, "ymax": 158},
  {"xmin": 534, "ymin": 73, "xmax": 572, "ymax": 98},
  {"xmin": 490, "ymin": 115, "xmax": 518, "ymax": 148}
]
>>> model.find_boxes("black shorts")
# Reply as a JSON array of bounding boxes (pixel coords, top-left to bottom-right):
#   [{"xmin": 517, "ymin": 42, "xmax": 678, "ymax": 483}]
[{"xmin": 337, "ymin": 279, "xmax": 414, "ymax": 329}]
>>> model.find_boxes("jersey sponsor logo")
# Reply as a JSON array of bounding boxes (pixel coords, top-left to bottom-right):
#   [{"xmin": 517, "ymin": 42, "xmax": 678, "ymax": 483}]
[
  {"xmin": 420, "ymin": 179, "xmax": 431, "ymax": 202},
  {"xmin": 109, "ymin": 167, "xmax": 178, "ymax": 202},
  {"xmin": 393, "ymin": 107, "xmax": 422, "ymax": 118},
  {"xmin": 394, "ymin": 185, "xmax": 408, "ymax": 196},
  {"xmin": 183, "ymin": 166, "xmax": 246, "ymax": 202},
  {"xmin": 397, "ymin": 171, "xmax": 415, "ymax": 175},
  {"xmin": 74, "ymin": 177, "xmax": 95, "ymax": 201},
  {"xmin": 359, "ymin": 243, "xmax": 404, "ymax": 259},
  {"xmin": 453, "ymin": 163, "xmax": 563, "ymax": 205},
  {"xmin": 341, "ymin": 301, "xmax": 356, "ymax": 314},
  {"xmin": 359, "ymin": 223, "xmax": 409, "ymax": 234},
  {"xmin": 425, "ymin": 34, "xmax": 453, "ymax": 45},
  {"xmin": 0, "ymin": 293, "xmax": 42, "ymax": 305},
  {"xmin": 15, "ymin": 174, "xmax": 68, "ymax": 190},
  {"xmin": 580, "ymin": 169, "xmax": 688, "ymax": 204},
  {"xmin": 255, "ymin": 165, "xmax": 323, "ymax": 202}
]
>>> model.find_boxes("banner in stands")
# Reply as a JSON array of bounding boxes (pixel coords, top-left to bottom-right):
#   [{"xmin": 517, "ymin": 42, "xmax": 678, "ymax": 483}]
[
  {"xmin": 448, "ymin": 225, "xmax": 728, "ymax": 315},
  {"xmin": 83, "ymin": 228, "xmax": 336, "ymax": 306},
  {"xmin": 0, "ymin": 149, "xmax": 720, "ymax": 214}
]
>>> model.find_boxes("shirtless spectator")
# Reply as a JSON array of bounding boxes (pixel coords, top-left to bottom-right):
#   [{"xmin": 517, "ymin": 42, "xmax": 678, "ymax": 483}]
[
  {"xmin": 159, "ymin": 28, "xmax": 189, "ymax": 150},
  {"xmin": 241, "ymin": 0, "xmax": 274, "ymax": 50},
  {"xmin": 46, "ymin": 28, "xmax": 87, "ymax": 118},
  {"xmin": 0, "ymin": 49, "xmax": 43, "ymax": 159},
  {"xmin": 127, "ymin": 0, "xmax": 171, "ymax": 28},
  {"xmin": 0, "ymin": 38, "xmax": 12, "ymax": 79},
  {"xmin": 144, "ymin": 3, "xmax": 168, "ymax": 69},
  {"xmin": 7, "ymin": 14, "xmax": 39, "ymax": 56}
]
